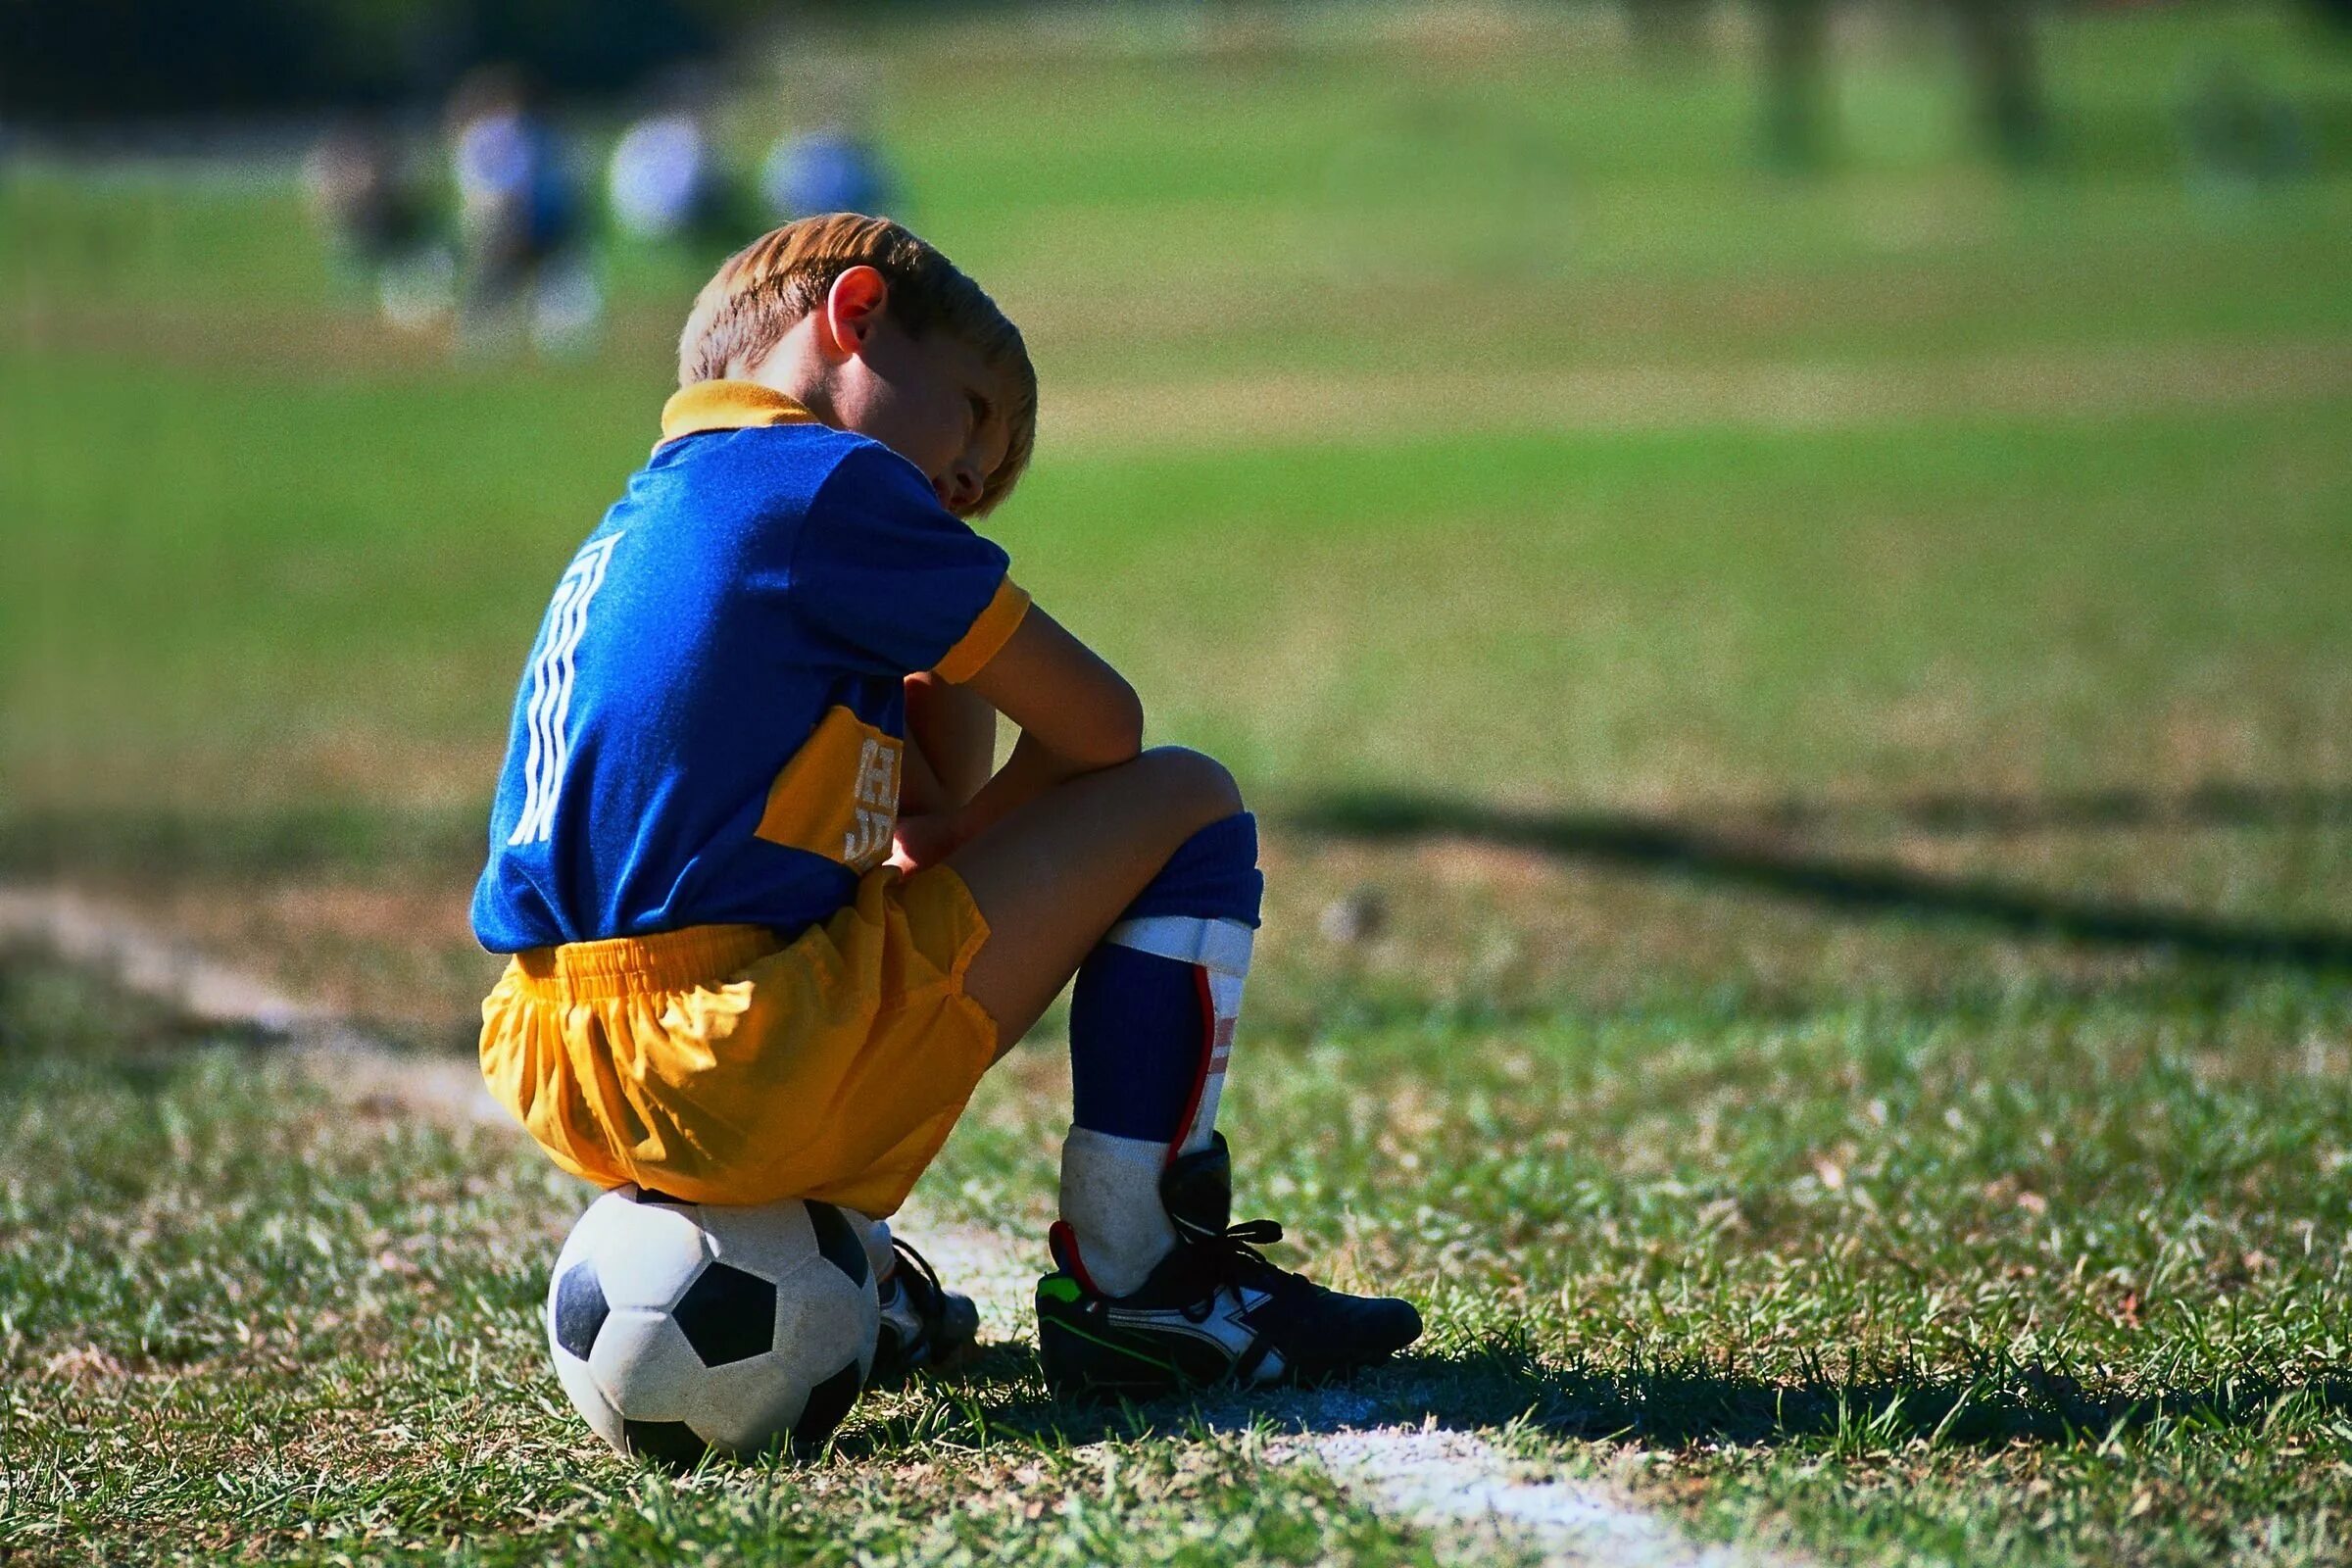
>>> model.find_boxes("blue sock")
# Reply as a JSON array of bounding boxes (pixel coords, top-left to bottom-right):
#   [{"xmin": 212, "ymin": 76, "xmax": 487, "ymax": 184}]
[{"xmin": 1056, "ymin": 812, "xmax": 1261, "ymax": 1294}]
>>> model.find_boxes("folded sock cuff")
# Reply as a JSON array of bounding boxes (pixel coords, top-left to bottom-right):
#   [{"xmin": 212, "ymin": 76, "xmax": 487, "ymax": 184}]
[{"xmin": 1120, "ymin": 811, "xmax": 1262, "ymax": 928}]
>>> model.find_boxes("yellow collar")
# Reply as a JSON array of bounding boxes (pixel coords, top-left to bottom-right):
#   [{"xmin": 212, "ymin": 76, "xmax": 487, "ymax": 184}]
[{"xmin": 659, "ymin": 380, "xmax": 820, "ymax": 443}]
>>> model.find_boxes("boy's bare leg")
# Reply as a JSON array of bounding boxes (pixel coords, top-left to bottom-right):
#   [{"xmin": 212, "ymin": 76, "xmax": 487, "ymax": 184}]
[
  {"xmin": 868, "ymin": 734, "xmax": 1222, "ymax": 1385},
  {"xmin": 949, "ymin": 745, "xmax": 1241, "ymax": 1052},
  {"xmin": 951, "ymin": 742, "xmax": 1250, "ymax": 1309},
  {"xmin": 946, "ymin": 745, "xmax": 1423, "ymax": 1392}
]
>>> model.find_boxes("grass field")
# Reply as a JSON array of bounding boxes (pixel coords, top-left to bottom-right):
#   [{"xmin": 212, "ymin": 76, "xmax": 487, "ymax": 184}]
[{"xmin": 7, "ymin": 2, "xmax": 2352, "ymax": 1562}]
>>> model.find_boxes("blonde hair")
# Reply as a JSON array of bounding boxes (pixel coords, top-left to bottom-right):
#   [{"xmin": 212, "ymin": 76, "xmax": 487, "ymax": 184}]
[{"xmin": 679, "ymin": 214, "xmax": 1037, "ymax": 515}]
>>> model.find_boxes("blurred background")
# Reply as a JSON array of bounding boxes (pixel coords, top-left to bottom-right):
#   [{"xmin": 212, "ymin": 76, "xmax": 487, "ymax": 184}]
[
  {"xmin": 3, "ymin": 0, "xmax": 2350, "ymax": 1029},
  {"xmin": 13, "ymin": 12, "xmax": 2352, "ymax": 1553}
]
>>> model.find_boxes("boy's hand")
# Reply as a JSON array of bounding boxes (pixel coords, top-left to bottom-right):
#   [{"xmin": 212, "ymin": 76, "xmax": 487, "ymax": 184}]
[
  {"xmin": 897, "ymin": 603, "xmax": 1142, "ymax": 864},
  {"xmin": 890, "ymin": 810, "xmax": 963, "ymax": 874}
]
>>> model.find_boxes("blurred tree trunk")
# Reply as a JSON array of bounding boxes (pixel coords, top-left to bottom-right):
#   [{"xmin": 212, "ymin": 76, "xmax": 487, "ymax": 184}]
[
  {"xmin": 1759, "ymin": 0, "xmax": 1831, "ymax": 168},
  {"xmin": 1754, "ymin": 0, "xmax": 2047, "ymax": 173},
  {"xmin": 1950, "ymin": 0, "xmax": 2048, "ymax": 167}
]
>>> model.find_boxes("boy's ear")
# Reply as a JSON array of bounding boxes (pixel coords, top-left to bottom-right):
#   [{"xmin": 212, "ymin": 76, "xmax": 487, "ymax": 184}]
[{"xmin": 820, "ymin": 266, "xmax": 889, "ymax": 358}]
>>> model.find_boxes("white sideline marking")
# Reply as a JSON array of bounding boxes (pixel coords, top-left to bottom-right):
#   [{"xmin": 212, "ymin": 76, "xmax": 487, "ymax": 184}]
[
  {"xmin": 2, "ymin": 884, "xmax": 1800, "ymax": 1565},
  {"xmin": 0, "ymin": 884, "xmax": 509, "ymax": 1127},
  {"xmin": 0, "ymin": 885, "xmax": 319, "ymax": 1033},
  {"xmin": 1043, "ymin": 339, "xmax": 2352, "ymax": 449},
  {"xmin": 890, "ymin": 1215, "xmax": 1801, "ymax": 1566},
  {"xmin": 1291, "ymin": 1426, "xmax": 1790, "ymax": 1568}
]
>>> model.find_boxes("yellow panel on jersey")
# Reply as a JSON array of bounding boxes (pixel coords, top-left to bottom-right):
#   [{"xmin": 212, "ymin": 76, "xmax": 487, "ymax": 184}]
[
  {"xmin": 477, "ymin": 863, "xmax": 999, "ymax": 1217},
  {"xmin": 756, "ymin": 706, "xmax": 903, "ymax": 872}
]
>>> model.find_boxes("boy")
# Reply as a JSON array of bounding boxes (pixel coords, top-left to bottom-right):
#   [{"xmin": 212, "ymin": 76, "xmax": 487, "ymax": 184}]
[{"xmin": 473, "ymin": 214, "xmax": 1421, "ymax": 1396}]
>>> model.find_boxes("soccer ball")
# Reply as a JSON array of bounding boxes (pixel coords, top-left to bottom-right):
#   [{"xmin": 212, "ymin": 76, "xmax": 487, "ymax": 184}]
[{"xmin": 546, "ymin": 1185, "xmax": 880, "ymax": 1467}]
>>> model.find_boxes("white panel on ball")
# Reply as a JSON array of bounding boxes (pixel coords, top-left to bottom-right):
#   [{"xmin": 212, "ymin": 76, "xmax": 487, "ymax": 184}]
[
  {"xmin": 696, "ymin": 1196, "xmax": 819, "ymax": 1281},
  {"xmin": 556, "ymin": 1185, "xmax": 639, "ymax": 1272},
  {"xmin": 686, "ymin": 1348, "xmax": 808, "ymax": 1455},
  {"xmin": 585, "ymin": 1190, "xmax": 710, "ymax": 1310},
  {"xmin": 587, "ymin": 1307, "xmax": 710, "ymax": 1424},
  {"xmin": 776, "ymin": 1254, "xmax": 879, "ymax": 1387}
]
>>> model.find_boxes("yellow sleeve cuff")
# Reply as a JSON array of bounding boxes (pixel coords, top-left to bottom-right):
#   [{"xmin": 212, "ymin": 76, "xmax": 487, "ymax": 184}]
[{"xmin": 934, "ymin": 577, "xmax": 1032, "ymax": 684}]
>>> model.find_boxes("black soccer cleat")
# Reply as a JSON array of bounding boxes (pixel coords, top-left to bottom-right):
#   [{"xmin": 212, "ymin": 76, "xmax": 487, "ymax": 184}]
[
  {"xmin": 869, "ymin": 1238, "xmax": 981, "ymax": 1386},
  {"xmin": 1036, "ymin": 1134, "xmax": 1422, "ymax": 1397}
]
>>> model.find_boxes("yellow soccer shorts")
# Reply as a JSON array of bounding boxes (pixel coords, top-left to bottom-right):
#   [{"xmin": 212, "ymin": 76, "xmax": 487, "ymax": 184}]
[{"xmin": 478, "ymin": 863, "xmax": 998, "ymax": 1218}]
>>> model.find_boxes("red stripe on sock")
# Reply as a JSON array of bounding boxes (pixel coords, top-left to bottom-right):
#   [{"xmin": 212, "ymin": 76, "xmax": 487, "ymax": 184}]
[
  {"xmin": 1049, "ymin": 1219, "xmax": 1104, "ymax": 1296},
  {"xmin": 1167, "ymin": 963, "xmax": 1217, "ymax": 1167}
]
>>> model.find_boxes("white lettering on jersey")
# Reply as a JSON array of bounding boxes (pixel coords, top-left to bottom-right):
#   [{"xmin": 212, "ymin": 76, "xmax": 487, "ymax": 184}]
[
  {"xmin": 840, "ymin": 736, "xmax": 902, "ymax": 869},
  {"xmin": 508, "ymin": 532, "xmax": 622, "ymax": 847}
]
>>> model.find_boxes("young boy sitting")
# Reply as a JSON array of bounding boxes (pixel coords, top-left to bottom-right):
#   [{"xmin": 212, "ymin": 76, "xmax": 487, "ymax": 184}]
[{"xmin": 472, "ymin": 214, "xmax": 1421, "ymax": 1395}]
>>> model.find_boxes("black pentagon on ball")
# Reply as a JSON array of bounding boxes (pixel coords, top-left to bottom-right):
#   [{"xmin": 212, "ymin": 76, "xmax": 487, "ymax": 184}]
[
  {"xmin": 805, "ymin": 1200, "xmax": 868, "ymax": 1287},
  {"xmin": 789, "ymin": 1358, "xmax": 864, "ymax": 1454},
  {"xmin": 671, "ymin": 1261, "xmax": 776, "ymax": 1367},
  {"xmin": 551, "ymin": 1261, "xmax": 609, "ymax": 1361},
  {"xmin": 622, "ymin": 1418, "xmax": 709, "ymax": 1471}
]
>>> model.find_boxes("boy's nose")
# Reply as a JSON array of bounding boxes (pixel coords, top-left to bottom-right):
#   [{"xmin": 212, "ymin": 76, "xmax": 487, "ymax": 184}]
[{"xmin": 937, "ymin": 464, "xmax": 981, "ymax": 515}]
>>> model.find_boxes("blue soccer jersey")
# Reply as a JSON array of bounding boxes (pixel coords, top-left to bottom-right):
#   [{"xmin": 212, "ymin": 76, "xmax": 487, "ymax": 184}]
[{"xmin": 471, "ymin": 381, "xmax": 1030, "ymax": 954}]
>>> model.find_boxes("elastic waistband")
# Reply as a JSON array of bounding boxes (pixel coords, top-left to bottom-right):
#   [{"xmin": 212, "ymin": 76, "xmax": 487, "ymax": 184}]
[{"xmin": 512, "ymin": 924, "xmax": 779, "ymax": 1001}]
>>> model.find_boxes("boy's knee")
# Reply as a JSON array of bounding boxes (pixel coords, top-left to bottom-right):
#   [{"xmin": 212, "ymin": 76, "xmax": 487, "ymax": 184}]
[
  {"xmin": 1123, "ymin": 789, "xmax": 1261, "ymax": 926},
  {"xmin": 1137, "ymin": 746, "xmax": 1244, "ymax": 824}
]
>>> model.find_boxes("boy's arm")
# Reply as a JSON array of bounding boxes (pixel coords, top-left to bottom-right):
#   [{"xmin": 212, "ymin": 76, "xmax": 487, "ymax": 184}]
[
  {"xmin": 900, "ymin": 606, "xmax": 1141, "ymax": 866},
  {"xmin": 901, "ymin": 670, "xmax": 997, "ymax": 811}
]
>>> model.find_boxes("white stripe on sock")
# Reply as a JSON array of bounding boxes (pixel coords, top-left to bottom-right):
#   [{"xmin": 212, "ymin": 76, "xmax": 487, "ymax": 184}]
[
  {"xmin": 1105, "ymin": 914, "xmax": 1253, "ymax": 1159},
  {"xmin": 1106, "ymin": 914, "xmax": 1254, "ymax": 975}
]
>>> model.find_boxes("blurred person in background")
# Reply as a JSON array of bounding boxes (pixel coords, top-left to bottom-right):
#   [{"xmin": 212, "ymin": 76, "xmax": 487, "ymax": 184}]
[
  {"xmin": 607, "ymin": 67, "xmax": 755, "ymax": 264},
  {"xmin": 761, "ymin": 119, "xmax": 895, "ymax": 221},
  {"xmin": 303, "ymin": 118, "xmax": 454, "ymax": 333},
  {"xmin": 1951, "ymin": 0, "xmax": 2047, "ymax": 168},
  {"xmin": 449, "ymin": 66, "xmax": 603, "ymax": 357}
]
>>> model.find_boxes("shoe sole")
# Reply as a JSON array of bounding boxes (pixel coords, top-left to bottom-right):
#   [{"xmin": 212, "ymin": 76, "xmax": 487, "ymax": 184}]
[{"xmin": 1039, "ymin": 1311, "xmax": 1412, "ymax": 1399}]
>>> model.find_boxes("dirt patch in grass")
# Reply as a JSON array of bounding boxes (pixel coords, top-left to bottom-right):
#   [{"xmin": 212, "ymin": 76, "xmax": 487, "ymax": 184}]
[
  {"xmin": 1043, "ymin": 339, "xmax": 2352, "ymax": 447},
  {"xmin": 14, "ymin": 292, "xmax": 2346, "ymax": 447}
]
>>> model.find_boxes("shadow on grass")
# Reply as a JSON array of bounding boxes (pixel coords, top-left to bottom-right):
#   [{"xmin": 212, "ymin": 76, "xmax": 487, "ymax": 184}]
[
  {"xmin": 20, "ymin": 785, "xmax": 2352, "ymax": 976},
  {"xmin": 1288, "ymin": 788, "xmax": 2352, "ymax": 973},
  {"xmin": 844, "ymin": 1339, "xmax": 2352, "ymax": 1460},
  {"xmin": 1744, "ymin": 783, "xmax": 2352, "ymax": 838}
]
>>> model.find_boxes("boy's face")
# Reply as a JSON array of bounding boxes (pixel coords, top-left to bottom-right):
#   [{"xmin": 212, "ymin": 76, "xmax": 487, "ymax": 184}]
[
  {"xmin": 776, "ymin": 265, "xmax": 1011, "ymax": 518},
  {"xmin": 832, "ymin": 317, "xmax": 1011, "ymax": 519}
]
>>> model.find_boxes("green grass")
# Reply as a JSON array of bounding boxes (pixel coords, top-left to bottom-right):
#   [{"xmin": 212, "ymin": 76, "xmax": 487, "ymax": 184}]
[
  {"xmin": 7, "ymin": 4, "xmax": 2352, "ymax": 814},
  {"xmin": 0, "ymin": 966, "xmax": 1444, "ymax": 1565},
  {"xmin": 6, "ymin": 1, "xmax": 2352, "ymax": 1561},
  {"xmin": 10, "ymin": 365, "xmax": 2351, "ymax": 823},
  {"xmin": 8, "ymin": 934, "xmax": 2352, "ymax": 1561}
]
